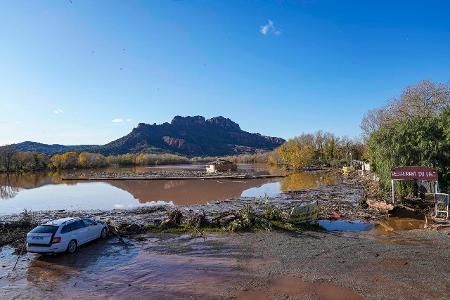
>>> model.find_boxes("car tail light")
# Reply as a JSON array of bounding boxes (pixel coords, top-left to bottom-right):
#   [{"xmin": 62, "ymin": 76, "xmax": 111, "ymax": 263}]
[{"xmin": 52, "ymin": 237, "xmax": 61, "ymax": 244}]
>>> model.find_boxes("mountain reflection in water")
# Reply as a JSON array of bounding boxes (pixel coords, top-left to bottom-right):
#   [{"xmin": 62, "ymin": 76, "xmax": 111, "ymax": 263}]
[
  {"xmin": 107, "ymin": 178, "xmax": 278, "ymax": 205},
  {"xmin": 0, "ymin": 167, "xmax": 337, "ymax": 214}
]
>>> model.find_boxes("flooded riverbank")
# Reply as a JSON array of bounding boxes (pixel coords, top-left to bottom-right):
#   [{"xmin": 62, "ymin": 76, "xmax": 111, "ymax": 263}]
[
  {"xmin": 0, "ymin": 167, "xmax": 447, "ymax": 299},
  {"xmin": 0, "ymin": 165, "xmax": 338, "ymax": 214},
  {"xmin": 1, "ymin": 227, "xmax": 449, "ymax": 299}
]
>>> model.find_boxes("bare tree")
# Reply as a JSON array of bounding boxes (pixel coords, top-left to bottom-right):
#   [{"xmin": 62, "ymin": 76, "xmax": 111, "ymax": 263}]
[
  {"xmin": 361, "ymin": 80, "xmax": 450, "ymax": 139},
  {"xmin": 0, "ymin": 145, "xmax": 17, "ymax": 172},
  {"xmin": 395, "ymin": 80, "xmax": 450, "ymax": 118}
]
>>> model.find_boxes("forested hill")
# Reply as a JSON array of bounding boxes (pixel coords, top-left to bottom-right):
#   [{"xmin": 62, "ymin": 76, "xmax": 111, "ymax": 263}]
[
  {"xmin": 13, "ymin": 142, "xmax": 99, "ymax": 156},
  {"xmin": 14, "ymin": 116, "xmax": 285, "ymax": 156}
]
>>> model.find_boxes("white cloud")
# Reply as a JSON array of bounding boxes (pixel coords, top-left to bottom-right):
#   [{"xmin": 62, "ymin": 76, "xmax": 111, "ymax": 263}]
[
  {"xmin": 112, "ymin": 118, "xmax": 132, "ymax": 123},
  {"xmin": 53, "ymin": 108, "xmax": 64, "ymax": 115},
  {"xmin": 260, "ymin": 20, "xmax": 281, "ymax": 35}
]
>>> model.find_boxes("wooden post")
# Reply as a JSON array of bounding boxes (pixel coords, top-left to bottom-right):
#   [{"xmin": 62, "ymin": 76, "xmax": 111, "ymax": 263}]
[{"xmin": 391, "ymin": 180, "xmax": 395, "ymax": 204}]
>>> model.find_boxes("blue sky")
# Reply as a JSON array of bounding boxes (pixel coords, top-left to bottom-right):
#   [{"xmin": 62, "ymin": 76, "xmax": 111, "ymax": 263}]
[{"xmin": 1, "ymin": 0, "xmax": 449, "ymax": 145}]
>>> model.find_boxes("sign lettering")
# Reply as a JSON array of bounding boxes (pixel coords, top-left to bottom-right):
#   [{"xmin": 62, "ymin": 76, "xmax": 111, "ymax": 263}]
[{"xmin": 391, "ymin": 166, "xmax": 438, "ymax": 180}]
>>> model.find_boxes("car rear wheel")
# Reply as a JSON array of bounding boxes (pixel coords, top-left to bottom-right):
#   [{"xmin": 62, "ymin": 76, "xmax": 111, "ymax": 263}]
[
  {"xmin": 100, "ymin": 227, "xmax": 108, "ymax": 239},
  {"xmin": 67, "ymin": 240, "xmax": 77, "ymax": 254}
]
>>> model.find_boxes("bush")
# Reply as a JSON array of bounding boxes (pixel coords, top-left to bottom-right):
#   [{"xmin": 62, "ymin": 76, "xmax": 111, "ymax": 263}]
[{"xmin": 364, "ymin": 81, "xmax": 450, "ymax": 194}]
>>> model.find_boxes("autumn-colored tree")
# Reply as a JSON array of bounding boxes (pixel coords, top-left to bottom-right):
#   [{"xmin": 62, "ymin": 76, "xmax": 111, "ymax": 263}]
[
  {"xmin": 277, "ymin": 140, "xmax": 315, "ymax": 170},
  {"xmin": 275, "ymin": 131, "xmax": 363, "ymax": 170},
  {"xmin": 78, "ymin": 152, "xmax": 107, "ymax": 168},
  {"xmin": 106, "ymin": 154, "xmax": 136, "ymax": 166},
  {"xmin": 50, "ymin": 152, "xmax": 79, "ymax": 169}
]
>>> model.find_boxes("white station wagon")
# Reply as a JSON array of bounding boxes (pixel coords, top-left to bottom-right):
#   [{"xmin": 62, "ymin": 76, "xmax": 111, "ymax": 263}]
[{"xmin": 26, "ymin": 217, "xmax": 108, "ymax": 254}]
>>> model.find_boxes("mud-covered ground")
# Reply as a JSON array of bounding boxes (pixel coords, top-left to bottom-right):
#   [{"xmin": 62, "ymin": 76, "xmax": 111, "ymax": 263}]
[
  {"xmin": 1, "ymin": 227, "xmax": 449, "ymax": 299},
  {"xmin": 234, "ymin": 229, "xmax": 450, "ymax": 300}
]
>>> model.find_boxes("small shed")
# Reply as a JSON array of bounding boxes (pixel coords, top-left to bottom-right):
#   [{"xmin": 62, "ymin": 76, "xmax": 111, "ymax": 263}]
[{"xmin": 206, "ymin": 160, "xmax": 237, "ymax": 173}]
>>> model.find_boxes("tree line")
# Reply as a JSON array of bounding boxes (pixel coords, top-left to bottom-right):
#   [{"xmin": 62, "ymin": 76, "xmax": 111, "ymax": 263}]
[
  {"xmin": 275, "ymin": 132, "xmax": 364, "ymax": 170},
  {"xmin": 0, "ymin": 147, "xmax": 193, "ymax": 172}
]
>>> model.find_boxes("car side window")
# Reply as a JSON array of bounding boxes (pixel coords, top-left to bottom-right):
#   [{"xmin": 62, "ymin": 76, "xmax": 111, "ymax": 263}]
[
  {"xmin": 61, "ymin": 223, "xmax": 73, "ymax": 234},
  {"xmin": 83, "ymin": 219, "xmax": 95, "ymax": 226},
  {"xmin": 72, "ymin": 220, "xmax": 86, "ymax": 231}
]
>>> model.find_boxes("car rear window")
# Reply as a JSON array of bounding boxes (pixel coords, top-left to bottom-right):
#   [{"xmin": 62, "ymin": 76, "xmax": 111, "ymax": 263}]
[{"xmin": 30, "ymin": 225, "xmax": 58, "ymax": 234}]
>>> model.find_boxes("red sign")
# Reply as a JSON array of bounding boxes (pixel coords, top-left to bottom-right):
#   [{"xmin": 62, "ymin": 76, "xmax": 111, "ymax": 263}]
[{"xmin": 391, "ymin": 166, "xmax": 438, "ymax": 180}]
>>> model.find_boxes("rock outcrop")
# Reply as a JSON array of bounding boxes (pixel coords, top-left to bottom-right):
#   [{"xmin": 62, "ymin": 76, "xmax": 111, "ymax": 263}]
[{"xmin": 15, "ymin": 116, "xmax": 284, "ymax": 156}]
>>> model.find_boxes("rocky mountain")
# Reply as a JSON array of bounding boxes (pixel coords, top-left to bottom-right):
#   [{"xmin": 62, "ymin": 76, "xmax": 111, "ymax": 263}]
[{"xmin": 14, "ymin": 116, "xmax": 285, "ymax": 156}]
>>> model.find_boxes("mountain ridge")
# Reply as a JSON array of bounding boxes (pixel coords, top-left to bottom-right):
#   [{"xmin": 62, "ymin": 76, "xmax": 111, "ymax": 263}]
[{"xmin": 14, "ymin": 116, "xmax": 285, "ymax": 156}]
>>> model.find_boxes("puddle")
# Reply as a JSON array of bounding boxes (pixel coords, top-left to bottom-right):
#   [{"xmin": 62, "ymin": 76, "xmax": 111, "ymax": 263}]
[
  {"xmin": 319, "ymin": 220, "xmax": 375, "ymax": 232},
  {"xmin": 236, "ymin": 275, "xmax": 364, "ymax": 300},
  {"xmin": 382, "ymin": 258, "xmax": 409, "ymax": 266},
  {"xmin": 365, "ymin": 217, "xmax": 433, "ymax": 246},
  {"xmin": 319, "ymin": 218, "xmax": 427, "ymax": 234},
  {"xmin": 375, "ymin": 217, "xmax": 426, "ymax": 232}
]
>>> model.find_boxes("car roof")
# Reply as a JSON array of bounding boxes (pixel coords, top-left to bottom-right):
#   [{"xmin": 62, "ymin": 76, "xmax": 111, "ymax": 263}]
[{"xmin": 43, "ymin": 217, "xmax": 79, "ymax": 226}]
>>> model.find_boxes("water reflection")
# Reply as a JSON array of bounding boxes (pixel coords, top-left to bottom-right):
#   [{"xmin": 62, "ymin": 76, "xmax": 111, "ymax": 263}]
[
  {"xmin": 0, "ymin": 174, "xmax": 47, "ymax": 199},
  {"xmin": 319, "ymin": 220, "xmax": 375, "ymax": 232},
  {"xmin": 0, "ymin": 168, "xmax": 337, "ymax": 214},
  {"xmin": 107, "ymin": 178, "xmax": 278, "ymax": 205},
  {"xmin": 0, "ymin": 184, "xmax": 20, "ymax": 199},
  {"xmin": 280, "ymin": 172, "xmax": 338, "ymax": 192}
]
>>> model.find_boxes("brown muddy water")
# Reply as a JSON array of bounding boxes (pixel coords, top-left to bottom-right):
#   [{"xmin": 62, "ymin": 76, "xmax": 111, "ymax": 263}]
[
  {"xmin": 0, "ymin": 165, "xmax": 337, "ymax": 215},
  {"xmin": 0, "ymin": 234, "xmax": 254, "ymax": 299},
  {"xmin": 236, "ymin": 275, "xmax": 364, "ymax": 300}
]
